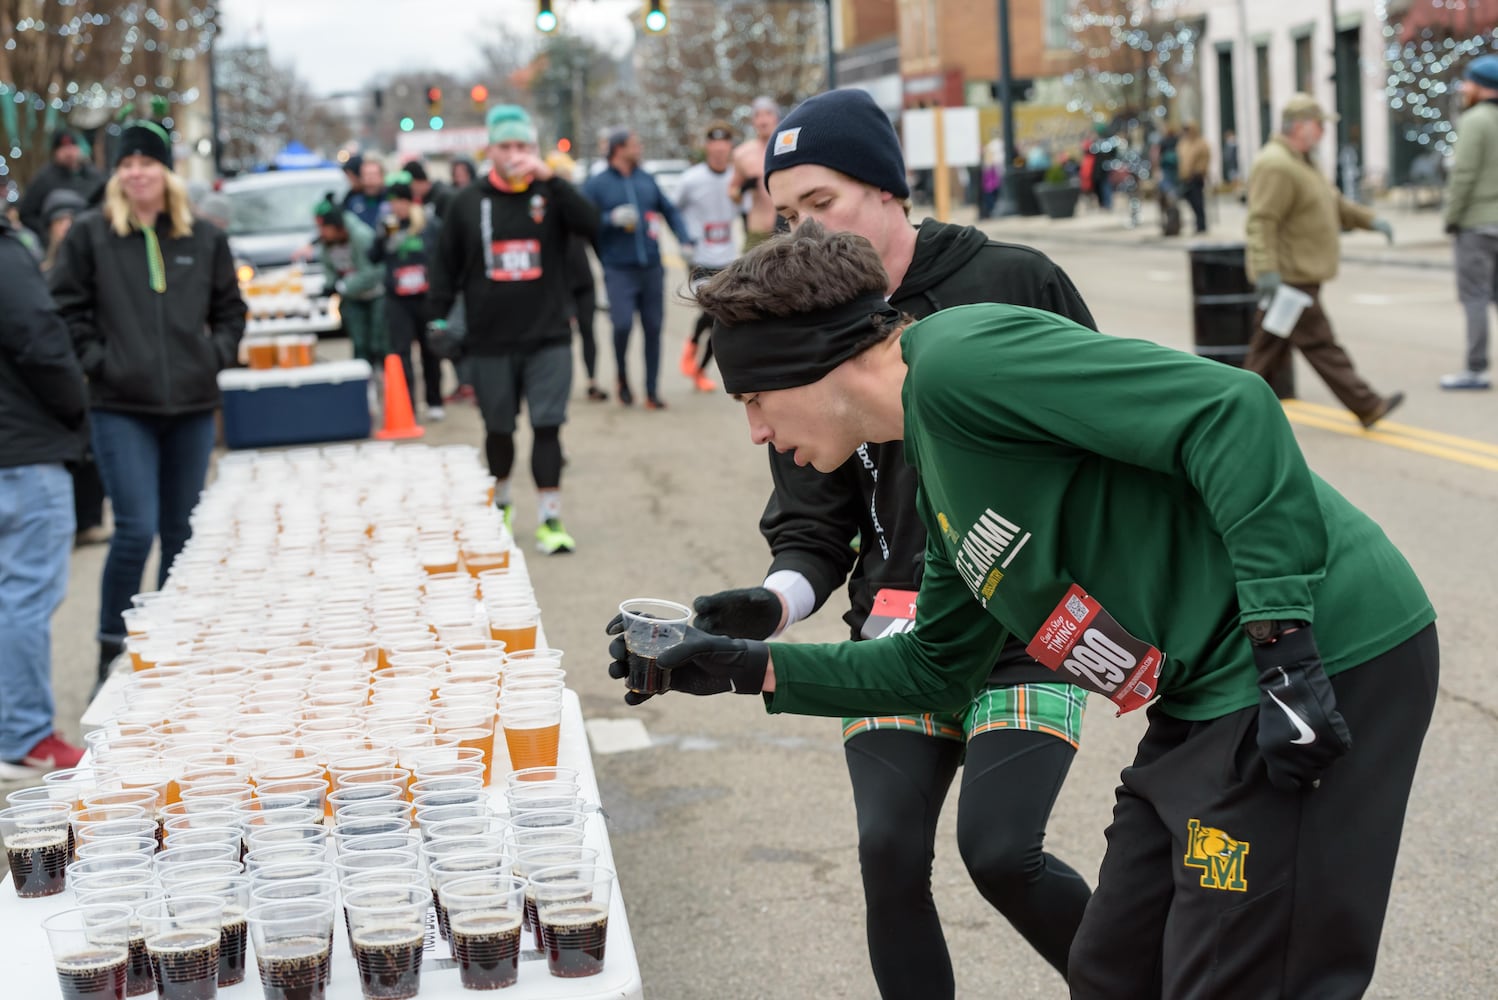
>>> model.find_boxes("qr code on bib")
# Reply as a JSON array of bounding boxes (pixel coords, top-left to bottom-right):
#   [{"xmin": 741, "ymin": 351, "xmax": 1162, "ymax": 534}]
[{"xmin": 1066, "ymin": 594, "xmax": 1089, "ymax": 623}]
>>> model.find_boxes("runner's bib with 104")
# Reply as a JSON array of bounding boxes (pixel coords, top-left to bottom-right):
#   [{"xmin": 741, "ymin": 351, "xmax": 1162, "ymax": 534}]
[{"xmin": 1025, "ymin": 584, "xmax": 1163, "ymax": 714}]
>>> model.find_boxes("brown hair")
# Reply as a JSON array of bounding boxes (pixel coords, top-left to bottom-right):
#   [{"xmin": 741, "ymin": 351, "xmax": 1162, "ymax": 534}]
[{"xmin": 694, "ymin": 219, "xmax": 890, "ymax": 327}]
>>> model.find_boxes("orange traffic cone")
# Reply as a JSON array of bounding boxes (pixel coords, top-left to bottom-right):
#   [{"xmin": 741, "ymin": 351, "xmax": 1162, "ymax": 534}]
[{"xmin": 375, "ymin": 354, "xmax": 424, "ymax": 440}]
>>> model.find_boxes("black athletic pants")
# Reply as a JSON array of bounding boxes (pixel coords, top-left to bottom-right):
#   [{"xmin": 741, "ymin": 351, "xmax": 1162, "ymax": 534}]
[
  {"xmin": 1069, "ymin": 624, "xmax": 1439, "ymax": 1000},
  {"xmin": 845, "ymin": 727, "xmax": 1091, "ymax": 999},
  {"xmin": 385, "ymin": 294, "xmax": 443, "ymax": 408},
  {"xmin": 573, "ymin": 283, "xmax": 599, "ymax": 382}
]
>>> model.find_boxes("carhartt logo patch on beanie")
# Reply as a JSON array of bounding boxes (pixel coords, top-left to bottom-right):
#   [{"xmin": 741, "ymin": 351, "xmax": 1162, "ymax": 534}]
[{"xmin": 763, "ymin": 89, "xmax": 908, "ymax": 199}]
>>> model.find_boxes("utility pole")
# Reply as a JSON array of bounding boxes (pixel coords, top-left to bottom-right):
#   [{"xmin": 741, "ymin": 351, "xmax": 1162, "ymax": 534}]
[
  {"xmin": 997, "ymin": 0, "xmax": 1017, "ymax": 205},
  {"xmin": 822, "ymin": 0, "xmax": 837, "ymax": 88},
  {"xmin": 1328, "ymin": 0, "xmax": 1344, "ymax": 191}
]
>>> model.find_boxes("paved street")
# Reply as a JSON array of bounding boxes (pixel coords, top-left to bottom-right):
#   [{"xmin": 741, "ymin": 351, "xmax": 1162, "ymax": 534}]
[{"xmin": 25, "ymin": 204, "xmax": 1498, "ymax": 999}]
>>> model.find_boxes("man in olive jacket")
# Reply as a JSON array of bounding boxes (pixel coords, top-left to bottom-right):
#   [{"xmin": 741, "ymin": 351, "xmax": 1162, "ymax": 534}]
[
  {"xmin": 1245, "ymin": 93, "xmax": 1403, "ymax": 428},
  {"xmin": 1442, "ymin": 55, "xmax": 1498, "ymax": 390}
]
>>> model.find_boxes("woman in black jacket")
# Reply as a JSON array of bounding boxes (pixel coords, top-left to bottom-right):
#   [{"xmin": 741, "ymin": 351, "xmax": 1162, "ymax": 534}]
[
  {"xmin": 370, "ymin": 171, "xmax": 444, "ymax": 419},
  {"xmin": 49, "ymin": 119, "xmax": 245, "ymax": 685}
]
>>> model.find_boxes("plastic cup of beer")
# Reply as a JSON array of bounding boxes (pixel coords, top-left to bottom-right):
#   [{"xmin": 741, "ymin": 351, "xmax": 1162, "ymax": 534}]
[
  {"xmin": 343, "ymin": 885, "xmax": 429, "ymax": 1000},
  {"xmin": 530, "ymin": 864, "xmax": 616, "ymax": 978},
  {"xmin": 498, "ymin": 698, "xmax": 562, "ymax": 772},
  {"xmin": 506, "ymin": 782, "xmax": 582, "ymax": 817},
  {"xmin": 507, "ymin": 766, "xmax": 578, "ymax": 788},
  {"xmin": 1, "ymin": 801, "xmax": 73, "ymax": 897},
  {"xmin": 513, "ymin": 846, "xmax": 600, "ymax": 949},
  {"xmin": 44, "ymin": 904, "xmax": 133, "ymax": 1000},
  {"xmin": 245, "ymin": 338, "xmax": 277, "ymax": 370},
  {"xmin": 460, "ymin": 537, "xmax": 511, "ymax": 578},
  {"xmin": 431, "ymin": 704, "xmax": 498, "ymax": 784},
  {"xmin": 618, "ymin": 598, "xmax": 691, "ymax": 697},
  {"xmin": 137, "ymin": 895, "xmax": 225, "ymax": 1000},
  {"xmin": 486, "ymin": 602, "xmax": 540, "ymax": 653},
  {"xmin": 163, "ymin": 874, "xmax": 251, "ymax": 988},
  {"xmin": 245, "ymin": 900, "xmax": 335, "ymax": 1000},
  {"xmin": 439, "ymin": 874, "xmax": 527, "ymax": 988}
]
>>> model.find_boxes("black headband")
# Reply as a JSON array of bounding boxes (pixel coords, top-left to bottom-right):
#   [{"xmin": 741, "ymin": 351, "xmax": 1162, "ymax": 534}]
[{"xmin": 712, "ymin": 293, "xmax": 900, "ymax": 395}]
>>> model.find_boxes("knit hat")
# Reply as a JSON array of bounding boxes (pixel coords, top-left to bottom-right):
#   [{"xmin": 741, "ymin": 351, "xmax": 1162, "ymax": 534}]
[
  {"xmin": 42, "ymin": 188, "xmax": 87, "ymax": 226},
  {"xmin": 487, "ymin": 105, "xmax": 537, "ymax": 145},
  {"xmin": 1467, "ymin": 54, "xmax": 1498, "ymax": 90},
  {"xmin": 115, "ymin": 120, "xmax": 173, "ymax": 170},
  {"xmin": 763, "ymin": 89, "xmax": 908, "ymax": 199},
  {"xmin": 313, "ymin": 192, "xmax": 345, "ymax": 227},
  {"xmin": 343, "ymin": 153, "xmax": 363, "ymax": 176},
  {"xmin": 52, "ymin": 130, "xmax": 80, "ymax": 152},
  {"xmin": 605, "ymin": 126, "xmax": 633, "ymax": 156},
  {"xmin": 386, "ymin": 170, "xmax": 414, "ymax": 201},
  {"xmin": 401, "ymin": 160, "xmax": 428, "ymax": 182}
]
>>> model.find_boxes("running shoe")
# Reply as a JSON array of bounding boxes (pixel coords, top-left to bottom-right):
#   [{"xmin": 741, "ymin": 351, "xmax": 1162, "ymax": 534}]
[
  {"xmin": 1439, "ymin": 370, "xmax": 1491, "ymax": 390},
  {"xmin": 692, "ymin": 372, "xmax": 718, "ymax": 392},
  {"xmin": 645, "ymin": 396, "xmax": 668, "ymax": 411},
  {"xmin": 586, "ymin": 383, "xmax": 609, "ymax": 402},
  {"xmin": 498, "ymin": 503, "xmax": 515, "ymax": 534},
  {"xmin": 426, "ymin": 406, "xmax": 447, "ymax": 421},
  {"xmin": 679, "ymin": 340, "xmax": 700, "ymax": 377},
  {"xmin": 535, "ymin": 518, "xmax": 576, "ymax": 555},
  {"xmin": 0, "ymin": 732, "xmax": 85, "ymax": 778},
  {"xmin": 617, "ymin": 381, "xmax": 635, "ymax": 406}
]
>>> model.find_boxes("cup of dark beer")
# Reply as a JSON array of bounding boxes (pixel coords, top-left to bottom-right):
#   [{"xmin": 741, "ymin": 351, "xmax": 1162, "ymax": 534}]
[
  {"xmin": 137, "ymin": 894, "xmax": 225, "ymax": 1000},
  {"xmin": 246, "ymin": 900, "xmax": 335, "ymax": 1000},
  {"xmin": 441, "ymin": 874, "xmax": 527, "ymax": 990},
  {"xmin": 44, "ymin": 904, "xmax": 133, "ymax": 1000},
  {"xmin": 165, "ymin": 875, "xmax": 252, "ymax": 988},
  {"xmin": 343, "ymin": 885, "xmax": 429, "ymax": 1000},
  {"xmin": 530, "ymin": 863, "xmax": 615, "ymax": 979},
  {"xmin": 618, "ymin": 599, "xmax": 691, "ymax": 696},
  {"xmin": 0, "ymin": 801, "xmax": 72, "ymax": 897}
]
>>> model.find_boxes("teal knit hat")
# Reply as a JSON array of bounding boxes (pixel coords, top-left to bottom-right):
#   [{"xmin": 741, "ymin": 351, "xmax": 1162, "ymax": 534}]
[{"xmin": 486, "ymin": 105, "xmax": 537, "ymax": 144}]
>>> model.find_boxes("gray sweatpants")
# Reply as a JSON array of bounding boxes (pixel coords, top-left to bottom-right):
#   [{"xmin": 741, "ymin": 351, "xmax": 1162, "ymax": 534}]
[{"xmin": 1454, "ymin": 226, "xmax": 1498, "ymax": 372}]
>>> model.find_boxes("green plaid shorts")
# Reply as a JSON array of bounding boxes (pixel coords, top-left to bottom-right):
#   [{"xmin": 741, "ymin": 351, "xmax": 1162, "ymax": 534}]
[{"xmin": 841, "ymin": 682, "xmax": 1088, "ymax": 748}]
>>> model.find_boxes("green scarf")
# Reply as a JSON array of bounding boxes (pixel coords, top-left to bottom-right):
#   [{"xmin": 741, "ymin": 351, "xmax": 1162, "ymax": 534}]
[{"xmin": 141, "ymin": 224, "xmax": 166, "ymax": 293}]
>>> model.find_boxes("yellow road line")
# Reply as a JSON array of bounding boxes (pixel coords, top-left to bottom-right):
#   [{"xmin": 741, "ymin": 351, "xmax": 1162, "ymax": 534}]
[
  {"xmin": 1283, "ymin": 399, "xmax": 1498, "ymax": 458},
  {"xmin": 1282, "ymin": 403, "xmax": 1498, "ymax": 473}
]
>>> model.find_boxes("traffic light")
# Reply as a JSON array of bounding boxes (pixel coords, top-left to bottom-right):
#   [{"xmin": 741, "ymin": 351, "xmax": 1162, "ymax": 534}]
[
  {"xmin": 536, "ymin": 0, "xmax": 557, "ymax": 32},
  {"xmin": 469, "ymin": 84, "xmax": 488, "ymax": 110},
  {"xmin": 643, "ymin": 0, "xmax": 667, "ymax": 33},
  {"xmin": 429, "ymin": 116, "xmax": 445, "ymax": 131},
  {"xmin": 425, "ymin": 86, "xmax": 442, "ymax": 117},
  {"xmin": 399, "ymin": 117, "xmax": 415, "ymax": 132},
  {"xmin": 557, "ymin": 138, "xmax": 571, "ymax": 154}
]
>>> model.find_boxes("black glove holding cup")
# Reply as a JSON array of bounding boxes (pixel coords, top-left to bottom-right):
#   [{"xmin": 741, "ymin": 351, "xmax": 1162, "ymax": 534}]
[
  {"xmin": 606, "ymin": 616, "xmax": 769, "ymax": 706},
  {"xmin": 1249, "ymin": 624, "xmax": 1353, "ymax": 792}
]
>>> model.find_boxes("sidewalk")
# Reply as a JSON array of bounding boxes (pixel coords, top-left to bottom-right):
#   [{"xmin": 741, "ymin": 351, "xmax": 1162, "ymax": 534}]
[{"xmin": 935, "ymin": 192, "xmax": 1457, "ymax": 271}]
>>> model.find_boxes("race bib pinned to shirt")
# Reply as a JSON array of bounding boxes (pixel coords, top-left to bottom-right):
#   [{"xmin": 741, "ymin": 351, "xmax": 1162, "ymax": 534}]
[
  {"xmin": 487, "ymin": 239, "xmax": 542, "ymax": 282},
  {"xmin": 644, "ymin": 211, "xmax": 662, "ymax": 242},
  {"xmin": 393, "ymin": 264, "xmax": 428, "ymax": 296},
  {"xmin": 703, "ymin": 221, "xmax": 733, "ymax": 245},
  {"xmin": 861, "ymin": 588, "xmax": 919, "ymax": 640},
  {"xmin": 1026, "ymin": 584, "xmax": 1163, "ymax": 715}
]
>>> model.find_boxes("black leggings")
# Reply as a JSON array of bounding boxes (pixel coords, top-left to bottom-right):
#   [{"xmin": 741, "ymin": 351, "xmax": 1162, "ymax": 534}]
[
  {"xmin": 573, "ymin": 284, "xmax": 599, "ymax": 381},
  {"xmin": 845, "ymin": 727, "xmax": 1091, "ymax": 998},
  {"xmin": 690, "ymin": 310, "xmax": 715, "ymax": 369},
  {"xmin": 484, "ymin": 425, "xmax": 563, "ymax": 490}
]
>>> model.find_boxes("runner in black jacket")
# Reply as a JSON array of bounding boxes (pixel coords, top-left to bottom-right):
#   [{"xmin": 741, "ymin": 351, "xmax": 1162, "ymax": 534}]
[{"xmin": 689, "ymin": 90, "xmax": 1096, "ymax": 996}]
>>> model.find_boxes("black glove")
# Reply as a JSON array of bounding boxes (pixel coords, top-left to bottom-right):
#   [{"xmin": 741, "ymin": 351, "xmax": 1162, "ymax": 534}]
[
  {"xmin": 1250, "ymin": 626, "xmax": 1353, "ymax": 792},
  {"xmin": 425, "ymin": 319, "xmax": 463, "ymax": 362},
  {"xmin": 692, "ymin": 587, "xmax": 784, "ymax": 641},
  {"xmin": 606, "ymin": 617, "xmax": 769, "ymax": 706}
]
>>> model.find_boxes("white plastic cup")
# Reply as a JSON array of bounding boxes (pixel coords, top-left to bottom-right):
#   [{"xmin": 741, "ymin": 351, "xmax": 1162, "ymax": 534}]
[{"xmin": 1260, "ymin": 284, "xmax": 1313, "ymax": 336}]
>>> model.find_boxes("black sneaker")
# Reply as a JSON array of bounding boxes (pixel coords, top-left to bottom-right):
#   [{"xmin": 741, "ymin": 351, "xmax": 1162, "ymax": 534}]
[{"xmin": 617, "ymin": 381, "xmax": 634, "ymax": 406}]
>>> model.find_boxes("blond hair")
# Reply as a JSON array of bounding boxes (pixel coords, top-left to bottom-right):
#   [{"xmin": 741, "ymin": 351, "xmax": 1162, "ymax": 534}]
[
  {"xmin": 103, "ymin": 170, "xmax": 195, "ymax": 239},
  {"xmin": 406, "ymin": 200, "xmax": 427, "ymax": 238}
]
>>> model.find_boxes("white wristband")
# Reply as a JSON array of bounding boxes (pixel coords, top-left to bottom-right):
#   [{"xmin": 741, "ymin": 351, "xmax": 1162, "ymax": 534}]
[{"xmin": 762, "ymin": 570, "xmax": 817, "ymax": 637}]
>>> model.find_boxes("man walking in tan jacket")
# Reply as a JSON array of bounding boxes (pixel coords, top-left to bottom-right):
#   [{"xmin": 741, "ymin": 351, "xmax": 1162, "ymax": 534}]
[
  {"xmin": 1442, "ymin": 54, "xmax": 1498, "ymax": 390},
  {"xmin": 1177, "ymin": 122, "xmax": 1211, "ymax": 234},
  {"xmin": 1245, "ymin": 93, "xmax": 1403, "ymax": 428}
]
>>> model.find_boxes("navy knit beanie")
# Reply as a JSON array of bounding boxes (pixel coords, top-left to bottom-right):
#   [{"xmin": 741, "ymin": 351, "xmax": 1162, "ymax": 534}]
[
  {"xmin": 1467, "ymin": 54, "xmax": 1498, "ymax": 90},
  {"xmin": 763, "ymin": 89, "xmax": 909, "ymax": 199}
]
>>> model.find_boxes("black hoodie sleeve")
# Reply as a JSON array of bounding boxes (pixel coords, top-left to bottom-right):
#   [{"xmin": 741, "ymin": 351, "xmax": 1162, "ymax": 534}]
[
  {"xmin": 428, "ymin": 192, "xmax": 466, "ymax": 321},
  {"xmin": 760, "ymin": 448, "xmax": 862, "ymax": 613},
  {"xmin": 205, "ymin": 227, "xmax": 247, "ymax": 370},
  {"xmin": 0, "ymin": 234, "xmax": 88, "ymax": 428},
  {"xmin": 1034, "ymin": 259, "xmax": 1097, "ymax": 331},
  {"xmin": 549, "ymin": 177, "xmax": 600, "ymax": 242}
]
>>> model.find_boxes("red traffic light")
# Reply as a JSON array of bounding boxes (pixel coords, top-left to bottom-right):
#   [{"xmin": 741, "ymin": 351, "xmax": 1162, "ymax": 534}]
[
  {"xmin": 426, "ymin": 87, "xmax": 442, "ymax": 103},
  {"xmin": 470, "ymin": 84, "xmax": 488, "ymax": 104},
  {"xmin": 557, "ymin": 138, "xmax": 571, "ymax": 153}
]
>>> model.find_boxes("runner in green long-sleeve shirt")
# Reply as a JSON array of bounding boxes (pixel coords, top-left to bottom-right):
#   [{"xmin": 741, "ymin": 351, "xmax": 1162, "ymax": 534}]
[{"xmin": 606, "ymin": 220, "xmax": 1439, "ymax": 999}]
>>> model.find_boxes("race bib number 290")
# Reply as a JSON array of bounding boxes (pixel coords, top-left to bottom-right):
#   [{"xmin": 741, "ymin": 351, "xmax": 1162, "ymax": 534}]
[{"xmin": 1026, "ymin": 584, "xmax": 1163, "ymax": 714}]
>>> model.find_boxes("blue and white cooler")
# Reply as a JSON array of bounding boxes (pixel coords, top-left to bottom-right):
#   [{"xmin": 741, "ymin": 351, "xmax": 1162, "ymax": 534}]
[{"xmin": 218, "ymin": 359, "xmax": 373, "ymax": 450}]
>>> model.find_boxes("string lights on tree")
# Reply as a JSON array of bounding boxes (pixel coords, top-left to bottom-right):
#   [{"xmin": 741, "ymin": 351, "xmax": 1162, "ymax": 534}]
[{"xmin": 1062, "ymin": 0, "xmax": 1199, "ymax": 121}]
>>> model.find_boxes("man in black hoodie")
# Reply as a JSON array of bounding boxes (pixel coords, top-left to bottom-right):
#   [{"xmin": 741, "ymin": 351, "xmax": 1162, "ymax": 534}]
[
  {"xmin": 0, "ymin": 213, "xmax": 90, "ymax": 776},
  {"xmin": 17, "ymin": 130, "xmax": 103, "ymax": 246},
  {"xmin": 686, "ymin": 89, "xmax": 1097, "ymax": 998}
]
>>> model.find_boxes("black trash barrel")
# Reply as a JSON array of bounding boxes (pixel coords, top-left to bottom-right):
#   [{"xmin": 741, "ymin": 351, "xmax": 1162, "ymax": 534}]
[{"xmin": 1186, "ymin": 242, "xmax": 1295, "ymax": 399}]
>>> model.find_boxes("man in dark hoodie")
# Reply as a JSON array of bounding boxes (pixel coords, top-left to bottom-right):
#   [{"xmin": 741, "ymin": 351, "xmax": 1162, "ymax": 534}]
[
  {"xmin": 685, "ymin": 89, "xmax": 1097, "ymax": 998},
  {"xmin": 17, "ymin": 130, "xmax": 103, "ymax": 246},
  {"xmin": 0, "ymin": 212, "xmax": 91, "ymax": 775}
]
